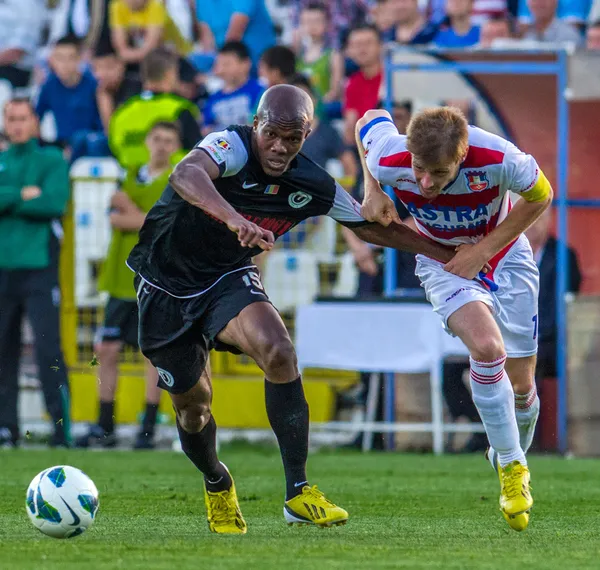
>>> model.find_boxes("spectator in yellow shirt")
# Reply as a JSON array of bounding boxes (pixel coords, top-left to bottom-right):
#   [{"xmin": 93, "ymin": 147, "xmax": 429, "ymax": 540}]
[{"xmin": 110, "ymin": 0, "xmax": 190, "ymax": 69}]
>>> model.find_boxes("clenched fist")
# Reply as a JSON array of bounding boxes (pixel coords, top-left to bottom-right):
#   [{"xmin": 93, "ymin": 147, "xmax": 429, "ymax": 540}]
[{"xmin": 226, "ymin": 215, "xmax": 275, "ymax": 251}]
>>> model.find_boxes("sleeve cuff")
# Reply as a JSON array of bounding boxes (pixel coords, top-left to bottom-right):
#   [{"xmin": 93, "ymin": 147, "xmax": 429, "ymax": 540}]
[{"xmin": 359, "ymin": 117, "xmax": 394, "ymax": 143}]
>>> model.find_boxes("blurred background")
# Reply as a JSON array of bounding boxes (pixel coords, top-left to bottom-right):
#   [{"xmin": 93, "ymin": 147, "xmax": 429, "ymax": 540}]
[{"xmin": 1, "ymin": 0, "xmax": 599, "ymax": 456}]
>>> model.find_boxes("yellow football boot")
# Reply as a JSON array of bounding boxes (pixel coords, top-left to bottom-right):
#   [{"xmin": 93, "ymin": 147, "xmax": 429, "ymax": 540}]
[
  {"xmin": 501, "ymin": 509, "xmax": 530, "ymax": 532},
  {"xmin": 486, "ymin": 448, "xmax": 531, "ymax": 532},
  {"xmin": 204, "ymin": 466, "xmax": 247, "ymax": 534},
  {"xmin": 498, "ymin": 460, "xmax": 533, "ymax": 532},
  {"xmin": 284, "ymin": 485, "xmax": 348, "ymax": 528}
]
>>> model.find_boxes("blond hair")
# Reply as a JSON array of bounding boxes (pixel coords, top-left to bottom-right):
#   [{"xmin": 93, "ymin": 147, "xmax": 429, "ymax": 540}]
[{"xmin": 406, "ymin": 107, "xmax": 469, "ymax": 164}]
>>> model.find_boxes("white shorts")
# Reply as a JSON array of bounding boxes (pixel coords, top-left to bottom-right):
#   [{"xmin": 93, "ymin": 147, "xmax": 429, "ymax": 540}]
[{"xmin": 415, "ymin": 234, "xmax": 539, "ymax": 358}]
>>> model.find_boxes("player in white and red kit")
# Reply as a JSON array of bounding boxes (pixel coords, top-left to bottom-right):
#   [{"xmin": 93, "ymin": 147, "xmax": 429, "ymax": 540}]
[{"xmin": 356, "ymin": 106, "xmax": 553, "ymax": 532}]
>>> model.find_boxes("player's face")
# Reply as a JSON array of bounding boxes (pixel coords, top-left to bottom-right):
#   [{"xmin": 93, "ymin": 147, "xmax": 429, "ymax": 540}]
[
  {"xmin": 411, "ymin": 155, "xmax": 463, "ymax": 200},
  {"xmin": 253, "ymin": 119, "xmax": 311, "ymax": 176}
]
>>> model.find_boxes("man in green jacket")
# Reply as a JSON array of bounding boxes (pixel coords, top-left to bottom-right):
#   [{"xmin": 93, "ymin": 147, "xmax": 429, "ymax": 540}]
[{"xmin": 0, "ymin": 98, "xmax": 71, "ymax": 447}]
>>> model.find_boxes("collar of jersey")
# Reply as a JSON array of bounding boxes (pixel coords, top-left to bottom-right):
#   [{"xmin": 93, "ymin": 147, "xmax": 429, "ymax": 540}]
[{"xmin": 437, "ymin": 161, "xmax": 467, "ymax": 196}]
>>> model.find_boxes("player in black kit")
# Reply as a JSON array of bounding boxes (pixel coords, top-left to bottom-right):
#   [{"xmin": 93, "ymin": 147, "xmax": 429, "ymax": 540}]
[{"xmin": 127, "ymin": 85, "xmax": 455, "ymax": 534}]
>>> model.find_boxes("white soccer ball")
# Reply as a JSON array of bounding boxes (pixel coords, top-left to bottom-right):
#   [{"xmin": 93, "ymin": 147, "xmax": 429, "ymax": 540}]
[{"xmin": 25, "ymin": 465, "xmax": 99, "ymax": 539}]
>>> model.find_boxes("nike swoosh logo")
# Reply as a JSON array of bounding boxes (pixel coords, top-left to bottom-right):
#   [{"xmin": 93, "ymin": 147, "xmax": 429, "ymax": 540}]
[
  {"xmin": 294, "ymin": 481, "xmax": 308, "ymax": 488},
  {"xmin": 60, "ymin": 497, "xmax": 81, "ymax": 526},
  {"xmin": 250, "ymin": 290, "xmax": 264, "ymax": 295},
  {"xmin": 242, "ymin": 182, "xmax": 259, "ymax": 189}
]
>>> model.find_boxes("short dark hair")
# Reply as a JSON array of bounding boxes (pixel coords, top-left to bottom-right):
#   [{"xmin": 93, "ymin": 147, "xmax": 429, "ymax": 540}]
[
  {"xmin": 302, "ymin": 2, "xmax": 330, "ymax": 18},
  {"xmin": 149, "ymin": 120, "xmax": 181, "ymax": 141},
  {"xmin": 260, "ymin": 46, "xmax": 296, "ymax": 78},
  {"xmin": 3, "ymin": 97, "xmax": 36, "ymax": 116},
  {"xmin": 219, "ymin": 41, "xmax": 251, "ymax": 61},
  {"xmin": 590, "ymin": 19, "xmax": 600, "ymax": 28},
  {"xmin": 347, "ymin": 23, "xmax": 381, "ymax": 42},
  {"xmin": 141, "ymin": 48, "xmax": 178, "ymax": 83},
  {"xmin": 55, "ymin": 34, "xmax": 82, "ymax": 52},
  {"xmin": 289, "ymin": 73, "xmax": 314, "ymax": 96}
]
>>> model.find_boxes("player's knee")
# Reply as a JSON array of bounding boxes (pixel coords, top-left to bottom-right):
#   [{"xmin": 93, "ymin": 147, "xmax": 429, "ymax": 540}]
[
  {"xmin": 177, "ymin": 401, "xmax": 211, "ymax": 434},
  {"xmin": 262, "ymin": 337, "xmax": 297, "ymax": 376},
  {"xmin": 94, "ymin": 341, "xmax": 120, "ymax": 364},
  {"xmin": 470, "ymin": 335, "xmax": 505, "ymax": 362}
]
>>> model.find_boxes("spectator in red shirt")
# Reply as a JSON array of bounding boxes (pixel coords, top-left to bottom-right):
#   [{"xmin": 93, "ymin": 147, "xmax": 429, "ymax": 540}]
[{"xmin": 343, "ymin": 24, "xmax": 383, "ymax": 144}]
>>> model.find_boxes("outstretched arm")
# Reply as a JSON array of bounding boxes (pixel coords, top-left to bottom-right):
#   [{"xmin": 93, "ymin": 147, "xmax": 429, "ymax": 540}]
[
  {"xmin": 169, "ymin": 149, "xmax": 274, "ymax": 250},
  {"xmin": 351, "ymin": 221, "xmax": 454, "ymax": 263}
]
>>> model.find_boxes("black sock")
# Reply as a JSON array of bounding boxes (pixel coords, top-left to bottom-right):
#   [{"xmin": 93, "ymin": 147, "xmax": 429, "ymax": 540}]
[
  {"xmin": 141, "ymin": 403, "xmax": 159, "ymax": 436},
  {"xmin": 176, "ymin": 415, "xmax": 231, "ymax": 492},
  {"xmin": 98, "ymin": 401, "xmax": 115, "ymax": 433},
  {"xmin": 265, "ymin": 377, "xmax": 309, "ymax": 500}
]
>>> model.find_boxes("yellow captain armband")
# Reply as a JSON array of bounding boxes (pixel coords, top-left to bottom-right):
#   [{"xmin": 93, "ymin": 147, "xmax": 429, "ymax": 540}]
[{"xmin": 520, "ymin": 169, "xmax": 552, "ymax": 202}]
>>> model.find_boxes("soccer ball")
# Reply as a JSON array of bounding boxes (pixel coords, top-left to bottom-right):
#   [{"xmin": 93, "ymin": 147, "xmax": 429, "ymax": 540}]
[{"xmin": 25, "ymin": 465, "xmax": 99, "ymax": 539}]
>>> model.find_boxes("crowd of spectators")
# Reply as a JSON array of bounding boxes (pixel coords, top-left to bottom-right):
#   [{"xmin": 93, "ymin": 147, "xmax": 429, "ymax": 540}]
[{"xmin": 0, "ymin": 0, "xmax": 599, "ymax": 164}]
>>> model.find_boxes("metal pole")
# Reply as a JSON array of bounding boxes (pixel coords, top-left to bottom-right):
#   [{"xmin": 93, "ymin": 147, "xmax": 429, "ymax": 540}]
[
  {"xmin": 383, "ymin": 46, "xmax": 398, "ymax": 299},
  {"xmin": 388, "ymin": 62, "xmax": 561, "ymax": 75},
  {"xmin": 383, "ymin": 47, "xmax": 397, "ymax": 450},
  {"xmin": 556, "ymin": 49, "xmax": 570, "ymax": 454}
]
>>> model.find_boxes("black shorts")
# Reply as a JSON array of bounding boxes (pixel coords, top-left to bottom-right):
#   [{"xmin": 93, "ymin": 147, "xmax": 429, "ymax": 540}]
[
  {"xmin": 96, "ymin": 297, "xmax": 139, "ymax": 347},
  {"xmin": 135, "ymin": 266, "xmax": 270, "ymax": 394}
]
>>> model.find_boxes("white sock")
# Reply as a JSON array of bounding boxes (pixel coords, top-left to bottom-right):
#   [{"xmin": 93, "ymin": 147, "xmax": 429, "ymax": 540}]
[
  {"xmin": 514, "ymin": 385, "xmax": 540, "ymax": 454},
  {"xmin": 470, "ymin": 355, "xmax": 526, "ymax": 468}
]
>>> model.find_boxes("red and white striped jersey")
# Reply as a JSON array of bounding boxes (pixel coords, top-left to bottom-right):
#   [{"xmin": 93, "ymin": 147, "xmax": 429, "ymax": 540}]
[{"xmin": 362, "ymin": 119, "xmax": 541, "ymax": 249}]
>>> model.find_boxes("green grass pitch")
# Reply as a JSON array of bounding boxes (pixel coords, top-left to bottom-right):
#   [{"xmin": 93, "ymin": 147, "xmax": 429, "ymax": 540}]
[{"xmin": 1, "ymin": 445, "xmax": 600, "ymax": 569}]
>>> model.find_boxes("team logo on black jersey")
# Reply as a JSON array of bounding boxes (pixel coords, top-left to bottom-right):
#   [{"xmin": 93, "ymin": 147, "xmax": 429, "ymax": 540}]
[
  {"xmin": 288, "ymin": 191, "xmax": 313, "ymax": 209},
  {"xmin": 464, "ymin": 171, "xmax": 489, "ymax": 192}
]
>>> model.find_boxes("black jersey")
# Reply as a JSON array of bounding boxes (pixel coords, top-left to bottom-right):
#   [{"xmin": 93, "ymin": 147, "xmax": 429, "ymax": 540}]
[{"xmin": 127, "ymin": 125, "xmax": 366, "ymax": 295}]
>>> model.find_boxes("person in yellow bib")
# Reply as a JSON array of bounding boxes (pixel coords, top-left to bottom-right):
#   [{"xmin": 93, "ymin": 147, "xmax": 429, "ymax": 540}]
[
  {"xmin": 108, "ymin": 47, "xmax": 201, "ymax": 170},
  {"xmin": 76, "ymin": 121, "xmax": 182, "ymax": 450}
]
